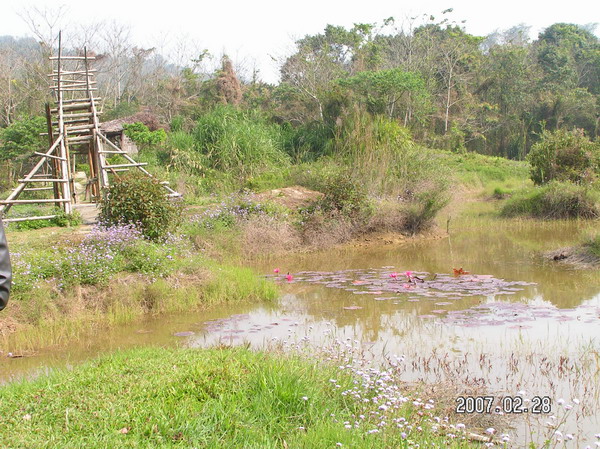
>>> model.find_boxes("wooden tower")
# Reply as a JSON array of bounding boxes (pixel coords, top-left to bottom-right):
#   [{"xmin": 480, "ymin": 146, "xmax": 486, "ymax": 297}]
[{"xmin": 0, "ymin": 33, "xmax": 180, "ymax": 223}]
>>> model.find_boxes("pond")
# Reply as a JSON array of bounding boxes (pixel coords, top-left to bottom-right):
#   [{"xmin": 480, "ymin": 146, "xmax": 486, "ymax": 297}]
[{"xmin": 2, "ymin": 217, "xmax": 599, "ymax": 446}]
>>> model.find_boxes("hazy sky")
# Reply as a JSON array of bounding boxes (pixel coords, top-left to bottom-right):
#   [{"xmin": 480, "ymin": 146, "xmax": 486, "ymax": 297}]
[{"xmin": 2, "ymin": 0, "xmax": 599, "ymax": 83}]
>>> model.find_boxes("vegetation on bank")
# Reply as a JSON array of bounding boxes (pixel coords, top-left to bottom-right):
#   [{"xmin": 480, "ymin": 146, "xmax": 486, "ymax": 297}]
[
  {"xmin": 0, "ymin": 346, "xmax": 482, "ymax": 449},
  {"xmin": 501, "ymin": 182, "xmax": 600, "ymax": 219}
]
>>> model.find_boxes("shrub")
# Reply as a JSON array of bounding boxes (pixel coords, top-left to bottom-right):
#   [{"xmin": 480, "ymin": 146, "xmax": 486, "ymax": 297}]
[
  {"xmin": 317, "ymin": 173, "xmax": 371, "ymax": 217},
  {"xmin": 99, "ymin": 174, "xmax": 181, "ymax": 241},
  {"xmin": 501, "ymin": 182, "xmax": 600, "ymax": 219},
  {"xmin": 401, "ymin": 187, "xmax": 450, "ymax": 235},
  {"xmin": 123, "ymin": 122, "xmax": 167, "ymax": 146},
  {"xmin": 527, "ymin": 128, "xmax": 600, "ymax": 185}
]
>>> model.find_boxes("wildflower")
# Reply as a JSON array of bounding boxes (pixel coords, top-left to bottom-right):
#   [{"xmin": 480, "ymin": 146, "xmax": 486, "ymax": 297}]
[
  {"xmin": 302, "ymin": 396, "xmax": 308, "ymax": 401},
  {"xmin": 274, "ymin": 268, "xmax": 280, "ymax": 274},
  {"xmin": 486, "ymin": 428, "xmax": 495, "ymax": 435}
]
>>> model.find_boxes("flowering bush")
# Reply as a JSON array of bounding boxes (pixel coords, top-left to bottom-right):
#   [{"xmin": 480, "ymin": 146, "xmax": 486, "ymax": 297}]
[{"xmin": 99, "ymin": 174, "xmax": 182, "ymax": 241}]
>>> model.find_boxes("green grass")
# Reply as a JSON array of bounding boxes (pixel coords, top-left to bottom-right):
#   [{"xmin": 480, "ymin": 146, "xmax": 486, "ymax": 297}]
[
  {"xmin": 0, "ymin": 347, "xmax": 476, "ymax": 448},
  {"xmin": 585, "ymin": 234, "xmax": 600, "ymax": 258},
  {"xmin": 501, "ymin": 182, "xmax": 600, "ymax": 219},
  {"xmin": 431, "ymin": 150, "xmax": 530, "ymax": 189}
]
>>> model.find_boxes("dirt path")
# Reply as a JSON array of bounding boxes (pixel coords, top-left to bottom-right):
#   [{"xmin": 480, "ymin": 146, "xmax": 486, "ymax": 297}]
[{"xmin": 74, "ymin": 203, "xmax": 99, "ymax": 225}]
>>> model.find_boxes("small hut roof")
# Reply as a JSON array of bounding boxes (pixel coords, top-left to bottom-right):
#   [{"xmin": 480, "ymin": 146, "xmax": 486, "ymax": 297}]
[{"xmin": 100, "ymin": 110, "xmax": 167, "ymax": 133}]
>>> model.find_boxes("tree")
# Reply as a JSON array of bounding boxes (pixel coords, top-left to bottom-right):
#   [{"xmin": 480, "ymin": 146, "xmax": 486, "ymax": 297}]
[{"xmin": 338, "ymin": 68, "xmax": 430, "ymax": 124}]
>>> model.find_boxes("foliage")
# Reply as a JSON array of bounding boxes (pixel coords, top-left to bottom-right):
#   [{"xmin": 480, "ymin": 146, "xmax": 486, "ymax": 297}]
[
  {"xmin": 123, "ymin": 122, "xmax": 167, "ymax": 146},
  {"xmin": 193, "ymin": 105, "xmax": 289, "ymax": 177},
  {"xmin": 99, "ymin": 174, "xmax": 181, "ymax": 241},
  {"xmin": 0, "ymin": 116, "xmax": 46, "ymax": 161},
  {"xmin": 501, "ymin": 182, "xmax": 600, "ymax": 219},
  {"xmin": 310, "ymin": 172, "xmax": 371, "ymax": 218},
  {"xmin": 338, "ymin": 68, "xmax": 431, "ymax": 122},
  {"xmin": 527, "ymin": 128, "xmax": 600, "ymax": 185}
]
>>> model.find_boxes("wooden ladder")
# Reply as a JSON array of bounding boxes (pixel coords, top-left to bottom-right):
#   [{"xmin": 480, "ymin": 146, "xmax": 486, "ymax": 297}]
[{"xmin": 0, "ymin": 33, "xmax": 180, "ymax": 223}]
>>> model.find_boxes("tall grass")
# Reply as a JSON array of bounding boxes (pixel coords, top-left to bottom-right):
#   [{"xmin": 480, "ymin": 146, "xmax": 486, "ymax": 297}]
[
  {"xmin": 501, "ymin": 182, "xmax": 600, "ymax": 219},
  {"xmin": 193, "ymin": 105, "xmax": 290, "ymax": 177}
]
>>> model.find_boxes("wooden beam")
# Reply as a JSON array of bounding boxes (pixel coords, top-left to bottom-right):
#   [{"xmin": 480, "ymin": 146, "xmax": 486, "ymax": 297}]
[
  {"xmin": 0, "ymin": 199, "xmax": 70, "ymax": 204},
  {"xmin": 34, "ymin": 152, "xmax": 66, "ymax": 161},
  {"xmin": 50, "ymin": 70, "xmax": 97, "ymax": 75},
  {"xmin": 104, "ymin": 162, "xmax": 148, "ymax": 169},
  {"xmin": 18, "ymin": 178, "xmax": 68, "ymax": 183},
  {"xmin": 3, "ymin": 215, "xmax": 58, "ymax": 223},
  {"xmin": 61, "ymin": 97, "xmax": 101, "ymax": 104},
  {"xmin": 50, "ymin": 56, "xmax": 96, "ymax": 60}
]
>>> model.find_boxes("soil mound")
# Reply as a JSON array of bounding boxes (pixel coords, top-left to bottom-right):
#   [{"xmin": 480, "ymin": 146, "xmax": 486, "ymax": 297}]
[{"xmin": 251, "ymin": 186, "xmax": 323, "ymax": 210}]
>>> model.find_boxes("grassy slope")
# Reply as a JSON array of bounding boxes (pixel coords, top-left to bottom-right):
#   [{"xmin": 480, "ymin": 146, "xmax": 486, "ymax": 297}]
[{"xmin": 0, "ymin": 347, "xmax": 475, "ymax": 449}]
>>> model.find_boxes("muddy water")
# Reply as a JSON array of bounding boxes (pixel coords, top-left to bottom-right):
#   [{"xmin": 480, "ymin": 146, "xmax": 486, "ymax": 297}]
[{"xmin": 2, "ymin": 217, "xmax": 599, "ymax": 444}]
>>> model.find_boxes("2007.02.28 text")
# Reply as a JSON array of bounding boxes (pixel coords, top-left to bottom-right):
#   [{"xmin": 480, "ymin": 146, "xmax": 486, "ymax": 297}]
[{"xmin": 455, "ymin": 396, "xmax": 552, "ymax": 414}]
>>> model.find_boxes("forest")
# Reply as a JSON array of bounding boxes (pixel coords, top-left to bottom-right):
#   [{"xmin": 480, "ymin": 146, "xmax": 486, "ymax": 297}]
[{"xmin": 0, "ymin": 12, "xmax": 598, "ymax": 168}]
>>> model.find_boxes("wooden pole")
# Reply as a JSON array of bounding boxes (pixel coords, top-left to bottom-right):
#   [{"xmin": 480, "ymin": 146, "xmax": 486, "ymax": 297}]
[{"xmin": 57, "ymin": 32, "xmax": 73, "ymax": 214}]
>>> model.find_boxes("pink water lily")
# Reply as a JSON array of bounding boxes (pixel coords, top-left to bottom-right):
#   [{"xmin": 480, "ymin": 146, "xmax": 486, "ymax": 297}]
[
  {"xmin": 274, "ymin": 268, "xmax": 280, "ymax": 274},
  {"xmin": 389, "ymin": 272, "xmax": 398, "ymax": 278},
  {"xmin": 286, "ymin": 273, "xmax": 294, "ymax": 282}
]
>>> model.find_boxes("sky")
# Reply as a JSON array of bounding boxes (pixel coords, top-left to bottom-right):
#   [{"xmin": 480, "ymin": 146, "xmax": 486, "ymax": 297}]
[{"xmin": 2, "ymin": 0, "xmax": 599, "ymax": 83}]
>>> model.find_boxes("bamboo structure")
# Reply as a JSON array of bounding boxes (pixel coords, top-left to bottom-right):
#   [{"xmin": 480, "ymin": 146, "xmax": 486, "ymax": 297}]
[{"xmin": 0, "ymin": 33, "xmax": 180, "ymax": 223}]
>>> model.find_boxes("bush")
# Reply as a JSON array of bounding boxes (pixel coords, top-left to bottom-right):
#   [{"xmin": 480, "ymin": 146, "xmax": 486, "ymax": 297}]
[
  {"xmin": 123, "ymin": 122, "xmax": 167, "ymax": 147},
  {"xmin": 501, "ymin": 182, "xmax": 600, "ymax": 219},
  {"xmin": 317, "ymin": 173, "xmax": 371, "ymax": 217},
  {"xmin": 527, "ymin": 128, "xmax": 600, "ymax": 185},
  {"xmin": 99, "ymin": 174, "xmax": 181, "ymax": 241},
  {"xmin": 401, "ymin": 187, "xmax": 449, "ymax": 235}
]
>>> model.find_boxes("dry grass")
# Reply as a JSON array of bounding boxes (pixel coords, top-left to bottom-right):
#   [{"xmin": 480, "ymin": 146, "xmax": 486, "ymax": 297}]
[{"xmin": 240, "ymin": 215, "xmax": 302, "ymax": 257}]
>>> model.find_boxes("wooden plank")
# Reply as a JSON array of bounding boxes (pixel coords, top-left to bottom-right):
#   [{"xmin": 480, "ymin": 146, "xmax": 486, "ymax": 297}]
[
  {"xmin": 3, "ymin": 215, "xmax": 58, "ymax": 223},
  {"xmin": 104, "ymin": 163, "xmax": 148, "ymax": 169},
  {"xmin": 53, "ymin": 119, "xmax": 93, "ymax": 126},
  {"xmin": 0, "ymin": 199, "xmax": 70, "ymax": 204},
  {"xmin": 34, "ymin": 152, "xmax": 66, "ymax": 161},
  {"xmin": 61, "ymin": 97, "xmax": 101, "ymax": 104},
  {"xmin": 50, "ymin": 56, "xmax": 95, "ymax": 60},
  {"xmin": 19, "ymin": 178, "xmax": 68, "ymax": 183},
  {"xmin": 51, "ymin": 102, "xmax": 92, "ymax": 112},
  {"xmin": 50, "ymin": 70, "xmax": 97, "ymax": 75},
  {"xmin": 54, "ymin": 88, "xmax": 98, "ymax": 92},
  {"xmin": 24, "ymin": 187, "xmax": 54, "ymax": 191},
  {"xmin": 67, "ymin": 136, "xmax": 93, "ymax": 143}
]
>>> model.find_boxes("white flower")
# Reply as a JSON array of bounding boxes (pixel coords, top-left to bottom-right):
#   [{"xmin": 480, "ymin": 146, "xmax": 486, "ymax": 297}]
[{"xmin": 486, "ymin": 427, "xmax": 496, "ymax": 435}]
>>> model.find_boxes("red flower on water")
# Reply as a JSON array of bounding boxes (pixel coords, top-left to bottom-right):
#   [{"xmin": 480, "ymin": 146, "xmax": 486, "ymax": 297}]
[{"xmin": 453, "ymin": 267, "xmax": 469, "ymax": 277}]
